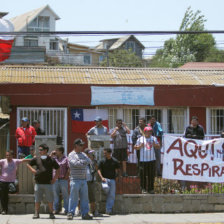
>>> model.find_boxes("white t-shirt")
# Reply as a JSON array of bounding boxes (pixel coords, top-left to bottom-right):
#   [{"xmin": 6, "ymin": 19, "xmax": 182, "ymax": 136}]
[{"xmin": 136, "ymin": 136, "xmax": 158, "ymax": 162}]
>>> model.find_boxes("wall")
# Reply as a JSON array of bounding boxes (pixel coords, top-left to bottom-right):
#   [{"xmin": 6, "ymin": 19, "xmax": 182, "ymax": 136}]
[{"xmin": 5, "ymin": 193, "xmax": 224, "ymax": 214}]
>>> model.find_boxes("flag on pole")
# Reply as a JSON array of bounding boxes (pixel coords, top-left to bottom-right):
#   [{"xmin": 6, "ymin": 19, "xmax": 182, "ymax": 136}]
[
  {"xmin": 71, "ymin": 109, "xmax": 108, "ymax": 134},
  {"xmin": 0, "ymin": 18, "xmax": 14, "ymax": 62}
]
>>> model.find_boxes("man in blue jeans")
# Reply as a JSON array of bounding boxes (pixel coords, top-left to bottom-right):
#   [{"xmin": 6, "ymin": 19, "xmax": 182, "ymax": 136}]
[
  {"xmin": 97, "ymin": 148, "xmax": 120, "ymax": 215},
  {"xmin": 67, "ymin": 138, "xmax": 92, "ymax": 220}
]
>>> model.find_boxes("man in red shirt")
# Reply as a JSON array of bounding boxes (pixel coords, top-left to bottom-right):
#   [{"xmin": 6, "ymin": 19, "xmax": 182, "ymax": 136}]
[{"xmin": 15, "ymin": 117, "xmax": 36, "ymax": 158}]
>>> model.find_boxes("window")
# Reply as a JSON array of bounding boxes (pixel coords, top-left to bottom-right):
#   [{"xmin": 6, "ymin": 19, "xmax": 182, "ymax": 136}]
[
  {"xmin": 84, "ymin": 55, "xmax": 91, "ymax": 65},
  {"xmin": 50, "ymin": 40, "xmax": 59, "ymax": 50},
  {"xmin": 208, "ymin": 108, "xmax": 224, "ymax": 134},
  {"xmin": 123, "ymin": 109, "xmax": 139, "ymax": 130},
  {"xmin": 125, "ymin": 41, "xmax": 136, "ymax": 52},
  {"xmin": 145, "ymin": 109, "xmax": 162, "ymax": 124},
  {"xmin": 17, "ymin": 107, "xmax": 67, "ymax": 154},
  {"xmin": 24, "ymin": 36, "xmax": 38, "ymax": 47},
  {"xmin": 167, "ymin": 108, "xmax": 186, "ymax": 134},
  {"xmin": 108, "ymin": 108, "xmax": 117, "ymax": 130},
  {"xmin": 27, "ymin": 16, "xmax": 50, "ymax": 32}
]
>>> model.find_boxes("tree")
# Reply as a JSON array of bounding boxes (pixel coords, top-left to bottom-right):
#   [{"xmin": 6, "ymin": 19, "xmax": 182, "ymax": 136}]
[
  {"xmin": 100, "ymin": 49, "xmax": 143, "ymax": 67},
  {"xmin": 150, "ymin": 7, "xmax": 216, "ymax": 68}
]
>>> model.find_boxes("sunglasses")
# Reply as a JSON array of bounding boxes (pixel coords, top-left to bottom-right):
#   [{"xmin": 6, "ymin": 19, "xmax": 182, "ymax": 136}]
[{"xmin": 39, "ymin": 148, "xmax": 45, "ymax": 151}]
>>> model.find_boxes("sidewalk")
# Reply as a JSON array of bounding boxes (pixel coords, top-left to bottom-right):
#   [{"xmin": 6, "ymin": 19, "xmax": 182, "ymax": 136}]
[{"xmin": 0, "ymin": 213, "xmax": 224, "ymax": 224}]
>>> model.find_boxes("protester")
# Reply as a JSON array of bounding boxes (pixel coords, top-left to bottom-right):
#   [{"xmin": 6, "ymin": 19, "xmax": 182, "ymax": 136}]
[
  {"xmin": 149, "ymin": 115, "xmax": 163, "ymax": 176},
  {"xmin": 183, "ymin": 116, "xmax": 205, "ymax": 190},
  {"xmin": 97, "ymin": 148, "xmax": 120, "ymax": 215},
  {"xmin": 32, "ymin": 120, "xmax": 45, "ymax": 135},
  {"xmin": 15, "ymin": 117, "xmax": 36, "ymax": 158},
  {"xmin": 134, "ymin": 126, "xmax": 160, "ymax": 194},
  {"xmin": 84, "ymin": 148, "xmax": 102, "ymax": 217},
  {"xmin": 184, "ymin": 116, "xmax": 205, "ymax": 140},
  {"xmin": 52, "ymin": 146, "xmax": 69, "ymax": 215},
  {"xmin": 132, "ymin": 117, "xmax": 147, "ymax": 169},
  {"xmin": 0, "ymin": 150, "xmax": 29, "ymax": 215},
  {"xmin": 87, "ymin": 116, "xmax": 108, "ymax": 135},
  {"xmin": 67, "ymin": 138, "xmax": 92, "ymax": 220},
  {"xmin": 27, "ymin": 144, "xmax": 59, "ymax": 219},
  {"xmin": 24, "ymin": 145, "xmax": 35, "ymax": 159},
  {"xmin": 111, "ymin": 119, "xmax": 130, "ymax": 177}
]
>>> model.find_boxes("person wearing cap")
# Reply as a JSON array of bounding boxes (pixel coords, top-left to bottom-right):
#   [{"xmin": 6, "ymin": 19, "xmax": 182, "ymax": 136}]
[
  {"xmin": 84, "ymin": 148, "xmax": 102, "ymax": 217},
  {"xmin": 111, "ymin": 119, "xmax": 130, "ymax": 177},
  {"xmin": 15, "ymin": 117, "xmax": 37, "ymax": 158},
  {"xmin": 134, "ymin": 126, "xmax": 160, "ymax": 194},
  {"xmin": 67, "ymin": 138, "xmax": 92, "ymax": 220},
  {"xmin": 86, "ymin": 116, "xmax": 108, "ymax": 136}
]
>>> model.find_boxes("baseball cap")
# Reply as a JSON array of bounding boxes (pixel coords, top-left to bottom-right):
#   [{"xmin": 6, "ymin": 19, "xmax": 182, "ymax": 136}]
[
  {"xmin": 94, "ymin": 116, "xmax": 102, "ymax": 122},
  {"xmin": 144, "ymin": 126, "xmax": 153, "ymax": 132},
  {"xmin": 74, "ymin": 138, "xmax": 85, "ymax": 145},
  {"xmin": 84, "ymin": 148, "xmax": 95, "ymax": 154},
  {"xmin": 21, "ymin": 117, "xmax": 29, "ymax": 122}
]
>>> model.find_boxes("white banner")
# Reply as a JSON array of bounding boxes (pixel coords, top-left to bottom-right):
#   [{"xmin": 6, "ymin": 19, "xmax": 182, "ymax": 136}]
[{"xmin": 163, "ymin": 135, "xmax": 224, "ymax": 183}]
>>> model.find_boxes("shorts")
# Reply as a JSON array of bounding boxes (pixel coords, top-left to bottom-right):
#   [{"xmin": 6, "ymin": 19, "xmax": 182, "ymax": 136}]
[
  {"xmin": 113, "ymin": 148, "xmax": 128, "ymax": 162},
  {"xmin": 34, "ymin": 184, "xmax": 54, "ymax": 203},
  {"xmin": 87, "ymin": 181, "xmax": 96, "ymax": 203}
]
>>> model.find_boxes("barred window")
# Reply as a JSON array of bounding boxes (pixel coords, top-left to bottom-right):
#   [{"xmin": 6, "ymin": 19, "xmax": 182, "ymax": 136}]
[{"xmin": 209, "ymin": 108, "xmax": 224, "ymax": 134}]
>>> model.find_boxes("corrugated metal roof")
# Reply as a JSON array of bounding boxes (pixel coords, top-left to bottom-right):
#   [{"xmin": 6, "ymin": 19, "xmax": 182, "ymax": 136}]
[
  {"xmin": 0, "ymin": 66, "xmax": 224, "ymax": 86},
  {"xmin": 180, "ymin": 62, "xmax": 224, "ymax": 69}
]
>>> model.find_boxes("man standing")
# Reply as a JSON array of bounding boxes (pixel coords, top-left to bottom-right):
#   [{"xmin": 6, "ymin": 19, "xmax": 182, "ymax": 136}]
[
  {"xmin": 52, "ymin": 146, "xmax": 69, "ymax": 215},
  {"xmin": 0, "ymin": 150, "xmax": 28, "ymax": 214},
  {"xmin": 184, "ymin": 116, "xmax": 205, "ymax": 140},
  {"xmin": 149, "ymin": 115, "xmax": 163, "ymax": 176},
  {"xmin": 98, "ymin": 148, "xmax": 120, "ymax": 215},
  {"xmin": 134, "ymin": 127, "xmax": 160, "ymax": 194},
  {"xmin": 15, "ymin": 117, "xmax": 36, "ymax": 158},
  {"xmin": 87, "ymin": 116, "xmax": 108, "ymax": 136},
  {"xmin": 32, "ymin": 120, "xmax": 45, "ymax": 135},
  {"xmin": 111, "ymin": 119, "xmax": 130, "ymax": 177},
  {"xmin": 27, "ymin": 144, "xmax": 59, "ymax": 219},
  {"xmin": 132, "ymin": 117, "xmax": 147, "ymax": 166},
  {"xmin": 67, "ymin": 139, "xmax": 92, "ymax": 220}
]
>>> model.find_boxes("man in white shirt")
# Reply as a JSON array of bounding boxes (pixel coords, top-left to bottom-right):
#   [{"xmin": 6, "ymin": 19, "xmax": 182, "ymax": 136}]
[{"xmin": 134, "ymin": 126, "xmax": 160, "ymax": 194}]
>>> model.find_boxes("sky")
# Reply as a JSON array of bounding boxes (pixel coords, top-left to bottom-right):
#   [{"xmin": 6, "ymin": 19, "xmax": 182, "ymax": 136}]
[{"xmin": 2, "ymin": 0, "xmax": 224, "ymax": 57}]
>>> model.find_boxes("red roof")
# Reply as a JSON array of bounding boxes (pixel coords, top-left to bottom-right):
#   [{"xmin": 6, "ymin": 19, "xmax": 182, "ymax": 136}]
[{"xmin": 180, "ymin": 62, "xmax": 224, "ymax": 69}]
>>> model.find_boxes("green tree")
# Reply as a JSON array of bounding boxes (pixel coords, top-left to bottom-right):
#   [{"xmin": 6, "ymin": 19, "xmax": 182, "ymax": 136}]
[
  {"xmin": 100, "ymin": 49, "xmax": 143, "ymax": 67},
  {"xmin": 150, "ymin": 7, "xmax": 216, "ymax": 68}
]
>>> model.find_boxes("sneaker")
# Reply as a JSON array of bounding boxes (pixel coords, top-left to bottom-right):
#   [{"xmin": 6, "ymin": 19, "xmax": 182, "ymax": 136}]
[
  {"xmin": 67, "ymin": 213, "xmax": 73, "ymax": 220},
  {"xmin": 62, "ymin": 211, "xmax": 68, "ymax": 215},
  {"xmin": 1, "ymin": 210, "xmax": 7, "ymax": 215},
  {"xmin": 141, "ymin": 189, "xmax": 147, "ymax": 194},
  {"xmin": 49, "ymin": 213, "xmax": 55, "ymax": 219},
  {"xmin": 32, "ymin": 212, "xmax": 40, "ymax": 219},
  {"xmin": 53, "ymin": 210, "xmax": 59, "ymax": 215},
  {"xmin": 75, "ymin": 210, "xmax": 81, "ymax": 217},
  {"xmin": 93, "ymin": 210, "xmax": 103, "ymax": 217},
  {"xmin": 148, "ymin": 190, "xmax": 155, "ymax": 194},
  {"xmin": 82, "ymin": 213, "xmax": 93, "ymax": 220},
  {"xmin": 105, "ymin": 211, "xmax": 112, "ymax": 216}
]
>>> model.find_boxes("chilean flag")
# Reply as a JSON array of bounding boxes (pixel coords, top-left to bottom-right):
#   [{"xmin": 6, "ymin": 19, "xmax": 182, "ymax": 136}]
[
  {"xmin": 0, "ymin": 18, "xmax": 14, "ymax": 62},
  {"xmin": 71, "ymin": 109, "xmax": 109, "ymax": 134}
]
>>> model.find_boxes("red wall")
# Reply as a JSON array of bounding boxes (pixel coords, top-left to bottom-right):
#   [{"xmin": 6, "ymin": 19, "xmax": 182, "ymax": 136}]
[
  {"xmin": 2, "ymin": 83, "xmax": 224, "ymax": 153},
  {"xmin": 189, "ymin": 107, "xmax": 206, "ymax": 132}
]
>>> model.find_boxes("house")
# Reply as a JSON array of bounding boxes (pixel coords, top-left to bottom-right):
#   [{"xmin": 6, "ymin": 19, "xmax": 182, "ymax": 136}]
[
  {"xmin": 0, "ymin": 65, "xmax": 224, "ymax": 157},
  {"xmin": 95, "ymin": 35, "xmax": 145, "ymax": 61},
  {"xmin": 61, "ymin": 42, "xmax": 102, "ymax": 66},
  {"xmin": 3, "ymin": 5, "xmax": 67, "ymax": 64}
]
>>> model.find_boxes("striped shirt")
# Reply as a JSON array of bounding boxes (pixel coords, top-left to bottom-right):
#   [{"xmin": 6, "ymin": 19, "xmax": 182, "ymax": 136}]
[{"xmin": 68, "ymin": 151, "xmax": 91, "ymax": 180}]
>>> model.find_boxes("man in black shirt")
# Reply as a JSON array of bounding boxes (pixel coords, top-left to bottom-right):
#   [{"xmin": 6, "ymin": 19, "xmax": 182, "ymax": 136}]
[
  {"xmin": 27, "ymin": 144, "xmax": 59, "ymax": 219},
  {"xmin": 184, "ymin": 116, "xmax": 205, "ymax": 140},
  {"xmin": 98, "ymin": 148, "xmax": 119, "ymax": 215},
  {"xmin": 32, "ymin": 120, "xmax": 45, "ymax": 135}
]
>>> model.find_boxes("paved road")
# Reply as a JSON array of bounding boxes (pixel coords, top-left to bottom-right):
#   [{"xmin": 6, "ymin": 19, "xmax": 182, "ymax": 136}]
[{"xmin": 0, "ymin": 213, "xmax": 224, "ymax": 224}]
